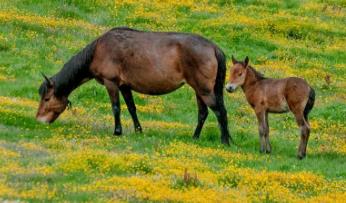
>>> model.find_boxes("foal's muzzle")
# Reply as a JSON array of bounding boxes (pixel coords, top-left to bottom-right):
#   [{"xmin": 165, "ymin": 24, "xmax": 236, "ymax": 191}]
[{"xmin": 225, "ymin": 83, "xmax": 237, "ymax": 93}]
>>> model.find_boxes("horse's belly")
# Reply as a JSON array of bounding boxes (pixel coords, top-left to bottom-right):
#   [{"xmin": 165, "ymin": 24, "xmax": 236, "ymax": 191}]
[
  {"xmin": 123, "ymin": 75, "xmax": 185, "ymax": 95},
  {"xmin": 131, "ymin": 82, "xmax": 185, "ymax": 95},
  {"xmin": 118, "ymin": 46, "xmax": 186, "ymax": 95}
]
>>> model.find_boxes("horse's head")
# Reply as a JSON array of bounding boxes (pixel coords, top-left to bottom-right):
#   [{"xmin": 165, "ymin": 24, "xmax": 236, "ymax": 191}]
[
  {"xmin": 36, "ymin": 73, "xmax": 69, "ymax": 123},
  {"xmin": 226, "ymin": 56, "xmax": 249, "ymax": 93}
]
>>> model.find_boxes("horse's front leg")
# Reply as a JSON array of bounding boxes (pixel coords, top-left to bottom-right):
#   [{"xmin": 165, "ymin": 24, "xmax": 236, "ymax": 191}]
[
  {"xmin": 255, "ymin": 110, "xmax": 267, "ymax": 153},
  {"xmin": 120, "ymin": 86, "xmax": 142, "ymax": 133},
  {"xmin": 105, "ymin": 80, "xmax": 122, "ymax": 135}
]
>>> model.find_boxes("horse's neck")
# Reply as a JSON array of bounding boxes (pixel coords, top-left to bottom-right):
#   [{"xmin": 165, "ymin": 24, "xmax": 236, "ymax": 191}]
[
  {"xmin": 53, "ymin": 67, "xmax": 92, "ymax": 97},
  {"xmin": 241, "ymin": 68, "xmax": 259, "ymax": 93}
]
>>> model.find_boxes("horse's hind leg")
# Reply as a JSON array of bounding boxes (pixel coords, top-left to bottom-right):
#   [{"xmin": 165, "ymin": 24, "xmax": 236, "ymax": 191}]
[
  {"xmin": 104, "ymin": 80, "xmax": 122, "ymax": 135},
  {"xmin": 199, "ymin": 93, "xmax": 231, "ymax": 145},
  {"xmin": 193, "ymin": 94, "xmax": 209, "ymax": 139},
  {"xmin": 120, "ymin": 86, "xmax": 142, "ymax": 133},
  {"xmin": 294, "ymin": 112, "xmax": 310, "ymax": 159},
  {"xmin": 264, "ymin": 112, "xmax": 271, "ymax": 153}
]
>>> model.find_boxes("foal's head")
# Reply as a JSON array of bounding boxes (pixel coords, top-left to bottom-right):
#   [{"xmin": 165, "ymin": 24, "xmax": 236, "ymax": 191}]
[
  {"xmin": 226, "ymin": 56, "xmax": 249, "ymax": 93},
  {"xmin": 36, "ymin": 74, "xmax": 69, "ymax": 123}
]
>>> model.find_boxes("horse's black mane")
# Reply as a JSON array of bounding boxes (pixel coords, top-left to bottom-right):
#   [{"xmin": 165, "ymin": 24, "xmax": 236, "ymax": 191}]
[
  {"xmin": 39, "ymin": 40, "xmax": 97, "ymax": 97},
  {"xmin": 39, "ymin": 27, "xmax": 139, "ymax": 98},
  {"xmin": 110, "ymin": 27, "xmax": 141, "ymax": 32}
]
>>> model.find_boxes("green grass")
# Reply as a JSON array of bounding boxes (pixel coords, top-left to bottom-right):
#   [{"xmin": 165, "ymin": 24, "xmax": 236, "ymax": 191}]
[{"xmin": 0, "ymin": 0, "xmax": 345, "ymax": 202}]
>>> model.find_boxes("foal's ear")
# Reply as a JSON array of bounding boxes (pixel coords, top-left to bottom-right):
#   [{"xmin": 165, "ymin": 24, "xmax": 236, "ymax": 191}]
[
  {"xmin": 231, "ymin": 55, "xmax": 237, "ymax": 64},
  {"xmin": 244, "ymin": 56, "xmax": 249, "ymax": 67}
]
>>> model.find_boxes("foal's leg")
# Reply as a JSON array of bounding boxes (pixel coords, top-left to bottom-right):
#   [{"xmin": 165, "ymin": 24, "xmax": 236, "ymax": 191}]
[
  {"xmin": 120, "ymin": 86, "xmax": 142, "ymax": 133},
  {"xmin": 193, "ymin": 94, "xmax": 209, "ymax": 139},
  {"xmin": 104, "ymin": 81, "xmax": 122, "ymax": 135},
  {"xmin": 255, "ymin": 110, "xmax": 268, "ymax": 153},
  {"xmin": 264, "ymin": 112, "xmax": 271, "ymax": 153},
  {"xmin": 294, "ymin": 113, "xmax": 310, "ymax": 159}
]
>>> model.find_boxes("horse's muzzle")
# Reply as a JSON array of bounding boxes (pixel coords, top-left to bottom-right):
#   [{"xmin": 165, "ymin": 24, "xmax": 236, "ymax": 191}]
[{"xmin": 36, "ymin": 116, "xmax": 50, "ymax": 124}]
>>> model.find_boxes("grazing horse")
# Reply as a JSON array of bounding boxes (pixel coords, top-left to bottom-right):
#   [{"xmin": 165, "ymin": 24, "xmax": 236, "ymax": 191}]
[
  {"xmin": 226, "ymin": 56, "xmax": 315, "ymax": 159},
  {"xmin": 36, "ymin": 27, "xmax": 231, "ymax": 145}
]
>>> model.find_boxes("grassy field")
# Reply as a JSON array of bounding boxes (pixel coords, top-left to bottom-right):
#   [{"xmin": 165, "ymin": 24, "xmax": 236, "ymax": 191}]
[{"xmin": 0, "ymin": 0, "xmax": 345, "ymax": 202}]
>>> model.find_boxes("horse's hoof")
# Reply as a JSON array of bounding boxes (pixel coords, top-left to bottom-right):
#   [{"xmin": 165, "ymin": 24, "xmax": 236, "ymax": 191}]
[
  {"xmin": 192, "ymin": 135, "xmax": 200, "ymax": 140},
  {"xmin": 135, "ymin": 126, "xmax": 142, "ymax": 133},
  {"xmin": 222, "ymin": 139, "xmax": 230, "ymax": 146},
  {"xmin": 113, "ymin": 128, "xmax": 122, "ymax": 136}
]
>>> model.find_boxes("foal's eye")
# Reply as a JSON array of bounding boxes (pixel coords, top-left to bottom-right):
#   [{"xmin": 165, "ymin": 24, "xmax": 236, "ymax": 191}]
[
  {"xmin": 44, "ymin": 98, "xmax": 50, "ymax": 102},
  {"xmin": 238, "ymin": 73, "xmax": 242, "ymax": 76}
]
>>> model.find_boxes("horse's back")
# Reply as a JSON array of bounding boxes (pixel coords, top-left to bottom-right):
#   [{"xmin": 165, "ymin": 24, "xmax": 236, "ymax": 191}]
[
  {"xmin": 92, "ymin": 27, "xmax": 219, "ymax": 95},
  {"xmin": 105, "ymin": 27, "xmax": 214, "ymax": 46}
]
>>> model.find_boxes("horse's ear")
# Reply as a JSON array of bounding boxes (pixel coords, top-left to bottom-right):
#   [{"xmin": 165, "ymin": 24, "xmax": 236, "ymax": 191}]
[
  {"xmin": 231, "ymin": 55, "xmax": 237, "ymax": 64},
  {"xmin": 244, "ymin": 56, "xmax": 249, "ymax": 67},
  {"xmin": 41, "ymin": 72, "xmax": 53, "ymax": 87}
]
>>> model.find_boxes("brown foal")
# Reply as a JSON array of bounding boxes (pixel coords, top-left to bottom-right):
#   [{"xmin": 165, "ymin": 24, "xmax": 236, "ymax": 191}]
[{"xmin": 226, "ymin": 56, "xmax": 315, "ymax": 159}]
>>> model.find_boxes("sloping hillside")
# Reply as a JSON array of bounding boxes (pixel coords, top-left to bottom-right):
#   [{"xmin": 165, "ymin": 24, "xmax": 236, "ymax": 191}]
[{"xmin": 0, "ymin": 0, "xmax": 345, "ymax": 202}]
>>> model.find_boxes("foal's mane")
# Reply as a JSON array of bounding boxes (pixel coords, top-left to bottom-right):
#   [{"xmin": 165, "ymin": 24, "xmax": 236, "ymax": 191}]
[
  {"xmin": 248, "ymin": 65, "xmax": 266, "ymax": 80},
  {"xmin": 39, "ymin": 40, "xmax": 97, "ymax": 97}
]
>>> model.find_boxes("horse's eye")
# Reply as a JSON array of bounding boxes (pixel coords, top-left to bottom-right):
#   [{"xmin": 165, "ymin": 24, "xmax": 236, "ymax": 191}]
[
  {"xmin": 44, "ymin": 98, "xmax": 50, "ymax": 102},
  {"xmin": 238, "ymin": 73, "xmax": 242, "ymax": 76}
]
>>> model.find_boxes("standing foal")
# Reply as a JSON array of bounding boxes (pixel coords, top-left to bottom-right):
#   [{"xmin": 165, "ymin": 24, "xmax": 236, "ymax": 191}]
[{"xmin": 226, "ymin": 56, "xmax": 315, "ymax": 159}]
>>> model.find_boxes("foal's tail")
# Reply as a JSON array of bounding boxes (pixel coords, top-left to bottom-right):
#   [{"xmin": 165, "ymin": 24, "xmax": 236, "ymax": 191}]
[
  {"xmin": 304, "ymin": 87, "xmax": 315, "ymax": 121},
  {"xmin": 214, "ymin": 47, "xmax": 227, "ymax": 105}
]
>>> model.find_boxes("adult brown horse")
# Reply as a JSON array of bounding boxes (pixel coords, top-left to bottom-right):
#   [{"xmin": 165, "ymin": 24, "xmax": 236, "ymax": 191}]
[
  {"xmin": 226, "ymin": 56, "xmax": 315, "ymax": 159},
  {"xmin": 36, "ymin": 27, "xmax": 231, "ymax": 145}
]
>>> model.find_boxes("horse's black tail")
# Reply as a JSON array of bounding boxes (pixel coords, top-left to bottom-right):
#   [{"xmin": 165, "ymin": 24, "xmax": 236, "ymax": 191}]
[
  {"xmin": 214, "ymin": 47, "xmax": 227, "ymax": 105},
  {"xmin": 304, "ymin": 87, "xmax": 315, "ymax": 121},
  {"xmin": 214, "ymin": 46, "xmax": 232, "ymax": 144}
]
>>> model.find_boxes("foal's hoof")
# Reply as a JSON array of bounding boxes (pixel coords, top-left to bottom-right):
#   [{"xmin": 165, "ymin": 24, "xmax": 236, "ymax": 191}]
[
  {"xmin": 260, "ymin": 149, "xmax": 271, "ymax": 154},
  {"xmin": 113, "ymin": 128, "xmax": 122, "ymax": 136}
]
